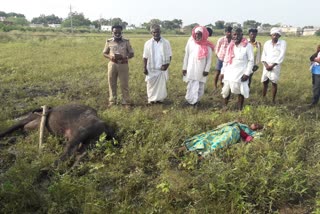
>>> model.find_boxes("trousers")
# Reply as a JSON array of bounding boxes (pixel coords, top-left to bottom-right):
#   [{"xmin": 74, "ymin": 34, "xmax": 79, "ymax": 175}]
[{"xmin": 108, "ymin": 62, "xmax": 130, "ymax": 104}]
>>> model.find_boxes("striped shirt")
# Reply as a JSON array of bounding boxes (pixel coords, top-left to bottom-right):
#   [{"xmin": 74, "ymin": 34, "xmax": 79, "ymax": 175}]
[{"xmin": 215, "ymin": 36, "xmax": 231, "ymax": 61}]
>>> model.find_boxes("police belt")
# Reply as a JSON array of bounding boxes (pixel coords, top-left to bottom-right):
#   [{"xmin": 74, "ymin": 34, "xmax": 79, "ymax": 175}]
[{"xmin": 111, "ymin": 58, "xmax": 128, "ymax": 64}]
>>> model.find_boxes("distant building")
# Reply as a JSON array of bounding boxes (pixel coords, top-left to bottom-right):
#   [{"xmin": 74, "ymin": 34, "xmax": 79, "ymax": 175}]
[
  {"xmin": 302, "ymin": 28, "xmax": 320, "ymax": 36},
  {"xmin": 126, "ymin": 26, "xmax": 135, "ymax": 30},
  {"xmin": 48, "ymin": 24, "xmax": 61, "ymax": 28},
  {"xmin": 257, "ymin": 26, "xmax": 271, "ymax": 34},
  {"xmin": 258, "ymin": 25, "xmax": 304, "ymax": 36},
  {"xmin": 101, "ymin": 25, "xmax": 112, "ymax": 31},
  {"xmin": 280, "ymin": 26, "xmax": 302, "ymax": 36},
  {"xmin": 29, "ymin": 24, "xmax": 44, "ymax": 28}
]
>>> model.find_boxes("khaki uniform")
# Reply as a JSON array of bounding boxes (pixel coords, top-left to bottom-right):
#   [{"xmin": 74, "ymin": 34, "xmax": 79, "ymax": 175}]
[{"xmin": 103, "ymin": 38, "xmax": 134, "ymax": 105}]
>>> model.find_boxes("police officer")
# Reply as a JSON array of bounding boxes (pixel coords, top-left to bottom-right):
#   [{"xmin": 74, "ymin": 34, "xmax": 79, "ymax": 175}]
[{"xmin": 103, "ymin": 25, "xmax": 134, "ymax": 107}]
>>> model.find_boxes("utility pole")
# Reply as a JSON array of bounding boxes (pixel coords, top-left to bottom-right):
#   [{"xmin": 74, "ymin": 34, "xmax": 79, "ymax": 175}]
[{"xmin": 69, "ymin": 4, "xmax": 73, "ymax": 33}]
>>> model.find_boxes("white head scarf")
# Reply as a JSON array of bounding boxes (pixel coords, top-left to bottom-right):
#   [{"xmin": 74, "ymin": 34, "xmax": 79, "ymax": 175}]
[{"xmin": 270, "ymin": 27, "xmax": 282, "ymax": 35}]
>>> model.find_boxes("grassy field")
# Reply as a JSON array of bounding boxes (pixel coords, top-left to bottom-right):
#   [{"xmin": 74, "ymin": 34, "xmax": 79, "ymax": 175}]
[{"xmin": 0, "ymin": 32, "xmax": 320, "ymax": 213}]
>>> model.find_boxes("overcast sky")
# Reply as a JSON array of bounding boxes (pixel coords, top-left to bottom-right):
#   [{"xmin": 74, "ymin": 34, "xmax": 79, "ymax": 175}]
[{"xmin": 2, "ymin": 0, "xmax": 319, "ymax": 27}]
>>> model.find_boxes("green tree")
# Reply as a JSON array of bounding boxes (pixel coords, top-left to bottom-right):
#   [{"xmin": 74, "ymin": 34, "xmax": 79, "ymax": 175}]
[
  {"xmin": 183, "ymin": 23, "xmax": 199, "ymax": 34},
  {"xmin": 170, "ymin": 19, "xmax": 183, "ymax": 29},
  {"xmin": 6, "ymin": 12, "xmax": 25, "ymax": 18},
  {"xmin": 162, "ymin": 20, "xmax": 175, "ymax": 30},
  {"xmin": 45, "ymin": 14, "xmax": 62, "ymax": 24},
  {"xmin": 206, "ymin": 23, "xmax": 215, "ymax": 29},
  {"xmin": 100, "ymin": 18, "xmax": 109, "ymax": 25},
  {"xmin": 92, "ymin": 17, "xmax": 128, "ymax": 30},
  {"xmin": 31, "ymin": 15, "xmax": 46, "ymax": 24},
  {"xmin": 31, "ymin": 14, "xmax": 62, "ymax": 25},
  {"xmin": 215, "ymin": 20, "xmax": 225, "ymax": 29},
  {"xmin": 61, "ymin": 12, "xmax": 91, "ymax": 28},
  {"xmin": 109, "ymin": 18, "xmax": 122, "ymax": 26},
  {"xmin": 92, "ymin": 18, "xmax": 109, "ymax": 29},
  {"xmin": 141, "ymin": 22, "xmax": 149, "ymax": 30},
  {"xmin": 107, "ymin": 18, "xmax": 128, "ymax": 28},
  {"xmin": 0, "ymin": 11, "xmax": 7, "ymax": 17},
  {"xmin": 142, "ymin": 19, "xmax": 162, "ymax": 30},
  {"xmin": 91, "ymin": 20, "xmax": 100, "ymax": 29},
  {"xmin": 262, "ymin": 23, "xmax": 272, "ymax": 28},
  {"xmin": 5, "ymin": 16, "xmax": 29, "ymax": 26},
  {"xmin": 141, "ymin": 19, "xmax": 182, "ymax": 31},
  {"xmin": 123, "ymin": 22, "xmax": 128, "ymax": 29},
  {"xmin": 243, "ymin": 20, "xmax": 261, "ymax": 29}
]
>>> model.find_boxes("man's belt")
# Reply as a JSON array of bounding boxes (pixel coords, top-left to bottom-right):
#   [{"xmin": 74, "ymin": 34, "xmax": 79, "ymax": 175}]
[{"xmin": 111, "ymin": 58, "xmax": 128, "ymax": 64}]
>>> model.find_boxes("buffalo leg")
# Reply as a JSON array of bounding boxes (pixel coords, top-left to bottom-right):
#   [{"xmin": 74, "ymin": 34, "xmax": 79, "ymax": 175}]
[
  {"xmin": 58, "ymin": 131, "xmax": 90, "ymax": 162},
  {"xmin": 0, "ymin": 114, "xmax": 40, "ymax": 139}
]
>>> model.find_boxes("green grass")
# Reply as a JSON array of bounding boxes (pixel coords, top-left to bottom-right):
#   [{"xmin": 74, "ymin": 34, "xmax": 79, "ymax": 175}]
[{"xmin": 0, "ymin": 32, "xmax": 320, "ymax": 213}]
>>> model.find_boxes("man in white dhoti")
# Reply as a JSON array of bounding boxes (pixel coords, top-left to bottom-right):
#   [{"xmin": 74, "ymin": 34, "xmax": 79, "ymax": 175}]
[
  {"xmin": 143, "ymin": 24, "xmax": 172, "ymax": 104},
  {"xmin": 182, "ymin": 26, "xmax": 214, "ymax": 106},
  {"xmin": 220, "ymin": 28, "xmax": 254, "ymax": 110},
  {"xmin": 261, "ymin": 28, "xmax": 287, "ymax": 103}
]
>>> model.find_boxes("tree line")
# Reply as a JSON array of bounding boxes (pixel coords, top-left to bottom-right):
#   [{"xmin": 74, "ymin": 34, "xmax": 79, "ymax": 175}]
[{"xmin": 0, "ymin": 10, "xmax": 319, "ymax": 35}]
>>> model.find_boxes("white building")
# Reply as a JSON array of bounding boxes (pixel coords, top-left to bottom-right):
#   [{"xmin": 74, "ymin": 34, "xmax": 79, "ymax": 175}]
[
  {"xmin": 126, "ymin": 26, "xmax": 135, "ymax": 30},
  {"xmin": 48, "ymin": 24, "xmax": 61, "ymax": 28},
  {"xmin": 29, "ymin": 24, "xmax": 44, "ymax": 28},
  {"xmin": 280, "ymin": 26, "xmax": 302, "ymax": 36},
  {"xmin": 101, "ymin": 25, "xmax": 112, "ymax": 31},
  {"xmin": 302, "ymin": 28, "xmax": 320, "ymax": 36}
]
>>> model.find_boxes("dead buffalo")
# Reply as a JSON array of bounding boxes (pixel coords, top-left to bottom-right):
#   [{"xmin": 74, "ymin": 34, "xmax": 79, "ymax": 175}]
[{"xmin": 0, "ymin": 104, "xmax": 116, "ymax": 165}]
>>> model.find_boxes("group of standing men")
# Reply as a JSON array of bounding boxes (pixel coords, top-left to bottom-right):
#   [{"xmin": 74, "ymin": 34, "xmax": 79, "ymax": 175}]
[
  {"xmin": 214, "ymin": 26, "xmax": 287, "ymax": 109},
  {"xmin": 102, "ymin": 24, "xmax": 287, "ymax": 110}
]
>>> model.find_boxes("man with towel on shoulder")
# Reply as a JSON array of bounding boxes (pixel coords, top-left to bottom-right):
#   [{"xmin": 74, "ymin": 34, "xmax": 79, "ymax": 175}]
[
  {"xmin": 261, "ymin": 27, "xmax": 287, "ymax": 104},
  {"xmin": 220, "ymin": 27, "xmax": 254, "ymax": 110},
  {"xmin": 143, "ymin": 24, "xmax": 172, "ymax": 105}
]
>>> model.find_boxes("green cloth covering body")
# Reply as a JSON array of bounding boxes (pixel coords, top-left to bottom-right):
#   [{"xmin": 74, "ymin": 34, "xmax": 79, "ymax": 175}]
[{"xmin": 184, "ymin": 122, "xmax": 255, "ymax": 157}]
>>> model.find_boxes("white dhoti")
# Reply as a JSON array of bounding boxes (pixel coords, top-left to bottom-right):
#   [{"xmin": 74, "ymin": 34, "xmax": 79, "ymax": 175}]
[
  {"xmin": 185, "ymin": 80, "xmax": 205, "ymax": 104},
  {"xmin": 221, "ymin": 80, "xmax": 250, "ymax": 99},
  {"xmin": 146, "ymin": 71, "xmax": 168, "ymax": 103},
  {"xmin": 261, "ymin": 65, "xmax": 281, "ymax": 83},
  {"xmin": 143, "ymin": 37, "xmax": 172, "ymax": 103}
]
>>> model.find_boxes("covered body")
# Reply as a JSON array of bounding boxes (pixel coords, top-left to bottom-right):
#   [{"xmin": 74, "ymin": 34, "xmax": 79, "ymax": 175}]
[{"xmin": 184, "ymin": 122, "xmax": 256, "ymax": 157}]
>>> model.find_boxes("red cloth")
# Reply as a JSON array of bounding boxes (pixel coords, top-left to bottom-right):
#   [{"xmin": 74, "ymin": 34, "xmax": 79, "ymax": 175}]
[
  {"xmin": 240, "ymin": 129, "xmax": 253, "ymax": 142},
  {"xmin": 225, "ymin": 38, "xmax": 248, "ymax": 64},
  {"xmin": 191, "ymin": 26, "xmax": 215, "ymax": 59}
]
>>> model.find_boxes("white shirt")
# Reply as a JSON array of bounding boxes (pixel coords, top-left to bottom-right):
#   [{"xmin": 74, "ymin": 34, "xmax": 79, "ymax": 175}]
[
  {"xmin": 260, "ymin": 39, "xmax": 286, "ymax": 83},
  {"xmin": 143, "ymin": 37, "xmax": 172, "ymax": 81},
  {"xmin": 182, "ymin": 39, "xmax": 213, "ymax": 83},
  {"xmin": 221, "ymin": 43, "xmax": 254, "ymax": 82},
  {"xmin": 261, "ymin": 39, "xmax": 287, "ymax": 65}
]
